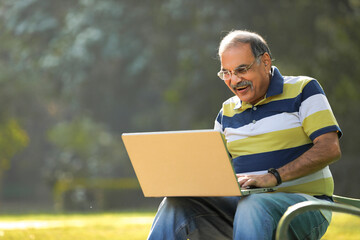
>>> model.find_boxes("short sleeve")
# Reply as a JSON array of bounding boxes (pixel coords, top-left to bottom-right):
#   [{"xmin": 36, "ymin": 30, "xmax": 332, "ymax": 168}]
[{"xmin": 299, "ymin": 79, "xmax": 342, "ymax": 141}]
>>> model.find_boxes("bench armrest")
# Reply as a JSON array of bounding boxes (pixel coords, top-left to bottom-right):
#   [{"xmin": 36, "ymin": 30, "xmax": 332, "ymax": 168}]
[{"xmin": 275, "ymin": 200, "xmax": 360, "ymax": 240}]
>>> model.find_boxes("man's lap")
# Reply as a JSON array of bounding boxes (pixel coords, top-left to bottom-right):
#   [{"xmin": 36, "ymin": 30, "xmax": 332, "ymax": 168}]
[{"xmin": 148, "ymin": 193, "xmax": 329, "ymax": 240}]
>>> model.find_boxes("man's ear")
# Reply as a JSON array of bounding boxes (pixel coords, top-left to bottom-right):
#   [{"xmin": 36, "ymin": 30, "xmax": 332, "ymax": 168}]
[
  {"xmin": 262, "ymin": 53, "xmax": 272, "ymax": 74},
  {"xmin": 262, "ymin": 52, "xmax": 272, "ymax": 66}
]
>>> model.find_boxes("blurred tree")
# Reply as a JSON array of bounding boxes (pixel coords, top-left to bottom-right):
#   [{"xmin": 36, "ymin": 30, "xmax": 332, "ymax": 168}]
[
  {"xmin": 0, "ymin": 118, "xmax": 28, "ymax": 199},
  {"xmin": 45, "ymin": 116, "xmax": 129, "ymax": 186},
  {"xmin": 0, "ymin": 119, "xmax": 28, "ymax": 172}
]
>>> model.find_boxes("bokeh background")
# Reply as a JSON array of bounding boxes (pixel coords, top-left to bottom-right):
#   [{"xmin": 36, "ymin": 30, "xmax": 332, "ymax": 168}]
[{"xmin": 1, "ymin": 0, "xmax": 359, "ymax": 212}]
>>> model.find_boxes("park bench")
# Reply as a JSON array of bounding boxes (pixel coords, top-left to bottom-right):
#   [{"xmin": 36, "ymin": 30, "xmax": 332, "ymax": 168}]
[{"xmin": 275, "ymin": 195, "xmax": 360, "ymax": 240}]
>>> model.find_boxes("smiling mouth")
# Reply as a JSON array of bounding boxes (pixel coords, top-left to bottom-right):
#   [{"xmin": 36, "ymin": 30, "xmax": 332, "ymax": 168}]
[
  {"xmin": 232, "ymin": 82, "xmax": 253, "ymax": 93},
  {"xmin": 236, "ymin": 85, "xmax": 249, "ymax": 91}
]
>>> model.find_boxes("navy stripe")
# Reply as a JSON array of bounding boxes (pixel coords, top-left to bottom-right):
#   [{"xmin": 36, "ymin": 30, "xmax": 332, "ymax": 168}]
[
  {"xmin": 232, "ymin": 144, "xmax": 313, "ymax": 173},
  {"xmin": 309, "ymin": 125, "xmax": 342, "ymax": 141},
  {"xmin": 216, "ymin": 109, "xmax": 223, "ymax": 125},
  {"xmin": 267, "ymin": 67, "xmax": 284, "ymax": 97},
  {"xmin": 302, "ymin": 80, "xmax": 325, "ymax": 101},
  {"xmin": 222, "ymin": 108, "xmax": 253, "ymax": 129},
  {"xmin": 222, "ymin": 98, "xmax": 301, "ymax": 129}
]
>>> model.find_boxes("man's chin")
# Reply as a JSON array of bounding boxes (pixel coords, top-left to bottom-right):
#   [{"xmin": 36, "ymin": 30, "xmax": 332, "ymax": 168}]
[{"xmin": 236, "ymin": 93, "xmax": 249, "ymax": 102}]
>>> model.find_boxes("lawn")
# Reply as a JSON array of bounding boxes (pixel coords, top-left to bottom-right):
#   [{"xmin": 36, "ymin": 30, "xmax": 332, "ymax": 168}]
[
  {"xmin": 0, "ymin": 212, "xmax": 358, "ymax": 239},
  {"xmin": 0, "ymin": 212, "xmax": 155, "ymax": 240}
]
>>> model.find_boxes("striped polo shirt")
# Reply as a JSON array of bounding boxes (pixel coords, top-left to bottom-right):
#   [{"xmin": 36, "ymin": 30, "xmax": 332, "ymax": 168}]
[{"xmin": 214, "ymin": 66, "xmax": 342, "ymax": 196}]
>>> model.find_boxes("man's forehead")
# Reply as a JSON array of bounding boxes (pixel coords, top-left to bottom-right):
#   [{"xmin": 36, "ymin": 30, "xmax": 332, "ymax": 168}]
[{"xmin": 220, "ymin": 44, "xmax": 253, "ymax": 70}]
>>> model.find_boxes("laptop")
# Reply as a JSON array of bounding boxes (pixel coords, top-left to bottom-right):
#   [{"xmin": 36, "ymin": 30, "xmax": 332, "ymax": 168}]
[{"xmin": 122, "ymin": 129, "xmax": 276, "ymax": 197}]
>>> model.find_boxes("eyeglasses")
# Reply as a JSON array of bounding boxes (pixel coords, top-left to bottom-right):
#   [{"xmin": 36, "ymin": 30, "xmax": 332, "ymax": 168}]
[{"xmin": 217, "ymin": 54, "xmax": 262, "ymax": 81}]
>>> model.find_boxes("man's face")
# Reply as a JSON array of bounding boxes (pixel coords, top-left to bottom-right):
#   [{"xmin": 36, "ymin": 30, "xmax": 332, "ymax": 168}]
[{"xmin": 220, "ymin": 43, "xmax": 271, "ymax": 105}]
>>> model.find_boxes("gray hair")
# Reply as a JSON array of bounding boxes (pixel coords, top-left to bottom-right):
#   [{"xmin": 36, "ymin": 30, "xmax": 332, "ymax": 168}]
[{"xmin": 218, "ymin": 30, "xmax": 272, "ymax": 59}]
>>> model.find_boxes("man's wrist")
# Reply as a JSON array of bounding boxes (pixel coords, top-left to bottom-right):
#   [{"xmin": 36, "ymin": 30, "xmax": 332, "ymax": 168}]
[{"xmin": 268, "ymin": 168, "xmax": 282, "ymax": 186}]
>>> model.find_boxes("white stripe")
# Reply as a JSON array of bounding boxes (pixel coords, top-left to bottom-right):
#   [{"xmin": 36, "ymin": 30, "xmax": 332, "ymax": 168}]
[
  {"xmin": 284, "ymin": 76, "xmax": 312, "ymax": 85},
  {"xmin": 239, "ymin": 167, "xmax": 333, "ymax": 195},
  {"xmin": 239, "ymin": 167, "xmax": 332, "ymax": 183},
  {"xmin": 214, "ymin": 121, "xmax": 223, "ymax": 134},
  {"xmin": 299, "ymin": 94, "xmax": 332, "ymax": 122},
  {"xmin": 279, "ymin": 166, "xmax": 332, "ymax": 188},
  {"xmin": 223, "ymin": 96, "xmax": 239, "ymax": 105},
  {"xmin": 224, "ymin": 112, "xmax": 301, "ymax": 143},
  {"xmin": 238, "ymin": 170, "xmax": 267, "ymax": 175}
]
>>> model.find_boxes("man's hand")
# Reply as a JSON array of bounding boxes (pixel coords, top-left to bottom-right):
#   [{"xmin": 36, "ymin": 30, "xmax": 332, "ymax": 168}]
[{"xmin": 237, "ymin": 173, "xmax": 277, "ymax": 188}]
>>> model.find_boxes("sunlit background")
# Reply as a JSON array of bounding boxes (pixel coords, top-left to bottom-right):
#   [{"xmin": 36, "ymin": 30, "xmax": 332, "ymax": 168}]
[{"xmin": 0, "ymin": 0, "xmax": 359, "ymax": 213}]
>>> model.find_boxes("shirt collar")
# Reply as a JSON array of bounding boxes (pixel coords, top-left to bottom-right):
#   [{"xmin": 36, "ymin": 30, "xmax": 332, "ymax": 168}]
[{"xmin": 233, "ymin": 66, "xmax": 284, "ymax": 110}]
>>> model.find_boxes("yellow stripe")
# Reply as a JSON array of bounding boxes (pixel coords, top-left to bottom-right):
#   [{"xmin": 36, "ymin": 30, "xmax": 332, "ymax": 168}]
[
  {"xmin": 227, "ymin": 127, "xmax": 312, "ymax": 157},
  {"xmin": 263, "ymin": 79, "xmax": 312, "ymax": 103},
  {"xmin": 302, "ymin": 110, "xmax": 339, "ymax": 137},
  {"xmin": 222, "ymin": 102, "xmax": 246, "ymax": 117},
  {"xmin": 277, "ymin": 177, "xmax": 334, "ymax": 196}
]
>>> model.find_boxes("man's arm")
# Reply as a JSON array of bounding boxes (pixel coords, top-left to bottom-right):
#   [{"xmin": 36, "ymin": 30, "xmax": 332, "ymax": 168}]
[{"xmin": 237, "ymin": 131, "xmax": 341, "ymax": 188}]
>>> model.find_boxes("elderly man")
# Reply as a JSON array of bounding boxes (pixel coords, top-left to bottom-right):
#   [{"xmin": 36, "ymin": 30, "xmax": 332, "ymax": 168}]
[{"xmin": 147, "ymin": 30, "xmax": 342, "ymax": 240}]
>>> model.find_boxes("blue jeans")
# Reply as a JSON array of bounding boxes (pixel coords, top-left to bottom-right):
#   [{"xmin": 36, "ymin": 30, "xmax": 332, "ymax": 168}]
[{"xmin": 147, "ymin": 193, "xmax": 330, "ymax": 240}]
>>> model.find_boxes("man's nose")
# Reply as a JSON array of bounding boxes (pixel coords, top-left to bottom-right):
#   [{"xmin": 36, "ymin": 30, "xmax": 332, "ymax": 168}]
[{"xmin": 230, "ymin": 72, "xmax": 242, "ymax": 84}]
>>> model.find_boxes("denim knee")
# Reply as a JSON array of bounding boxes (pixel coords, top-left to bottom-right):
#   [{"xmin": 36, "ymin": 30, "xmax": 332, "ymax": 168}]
[
  {"xmin": 148, "ymin": 197, "xmax": 237, "ymax": 240},
  {"xmin": 234, "ymin": 194, "xmax": 278, "ymax": 239},
  {"xmin": 233, "ymin": 193, "xmax": 329, "ymax": 240}
]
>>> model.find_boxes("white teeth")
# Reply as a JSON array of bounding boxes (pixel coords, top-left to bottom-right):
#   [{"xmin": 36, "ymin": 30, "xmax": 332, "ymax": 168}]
[{"xmin": 237, "ymin": 86, "xmax": 248, "ymax": 90}]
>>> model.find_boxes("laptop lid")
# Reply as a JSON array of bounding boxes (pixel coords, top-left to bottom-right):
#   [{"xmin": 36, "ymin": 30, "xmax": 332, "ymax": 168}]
[
  {"xmin": 122, "ymin": 129, "xmax": 276, "ymax": 197},
  {"xmin": 122, "ymin": 129, "xmax": 243, "ymax": 197}
]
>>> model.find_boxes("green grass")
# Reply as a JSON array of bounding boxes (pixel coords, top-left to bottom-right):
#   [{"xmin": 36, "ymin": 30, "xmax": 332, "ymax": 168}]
[
  {"xmin": 0, "ymin": 212, "xmax": 156, "ymax": 240},
  {"xmin": 0, "ymin": 212, "xmax": 358, "ymax": 239}
]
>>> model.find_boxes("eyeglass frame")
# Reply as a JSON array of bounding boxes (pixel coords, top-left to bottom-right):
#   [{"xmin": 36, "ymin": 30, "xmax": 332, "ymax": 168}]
[{"xmin": 217, "ymin": 53, "xmax": 265, "ymax": 81}]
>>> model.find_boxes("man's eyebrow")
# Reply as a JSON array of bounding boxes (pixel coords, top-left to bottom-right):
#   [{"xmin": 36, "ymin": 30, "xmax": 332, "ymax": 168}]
[
  {"xmin": 221, "ymin": 64, "xmax": 247, "ymax": 71},
  {"xmin": 234, "ymin": 64, "xmax": 247, "ymax": 70}
]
